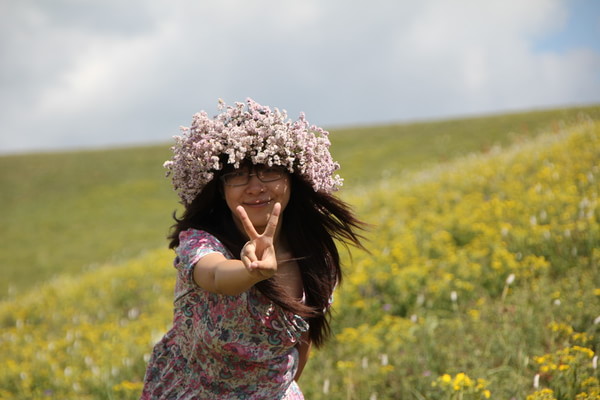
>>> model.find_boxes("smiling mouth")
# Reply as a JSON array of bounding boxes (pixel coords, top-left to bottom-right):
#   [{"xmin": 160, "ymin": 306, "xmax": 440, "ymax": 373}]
[{"xmin": 243, "ymin": 199, "xmax": 272, "ymax": 207}]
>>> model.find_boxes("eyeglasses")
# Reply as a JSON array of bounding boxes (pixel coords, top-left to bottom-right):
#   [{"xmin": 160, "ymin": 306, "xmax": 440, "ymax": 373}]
[{"xmin": 220, "ymin": 166, "xmax": 286, "ymax": 186}]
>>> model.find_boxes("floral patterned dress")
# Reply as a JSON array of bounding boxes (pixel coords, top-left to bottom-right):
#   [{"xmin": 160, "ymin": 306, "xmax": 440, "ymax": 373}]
[{"xmin": 140, "ymin": 229, "xmax": 309, "ymax": 400}]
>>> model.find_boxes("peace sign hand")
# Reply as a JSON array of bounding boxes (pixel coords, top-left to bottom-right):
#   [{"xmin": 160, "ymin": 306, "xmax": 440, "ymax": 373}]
[{"xmin": 236, "ymin": 202, "xmax": 281, "ymax": 280}]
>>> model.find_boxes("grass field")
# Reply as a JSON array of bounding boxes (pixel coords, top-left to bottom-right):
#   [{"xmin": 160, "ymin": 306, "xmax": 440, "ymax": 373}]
[
  {"xmin": 1, "ymin": 105, "xmax": 599, "ymax": 399},
  {"xmin": 1, "ymin": 105, "xmax": 598, "ymax": 299}
]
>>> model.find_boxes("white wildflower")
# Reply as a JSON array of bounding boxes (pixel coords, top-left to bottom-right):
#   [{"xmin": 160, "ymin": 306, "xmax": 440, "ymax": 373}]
[
  {"xmin": 164, "ymin": 98, "xmax": 342, "ymax": 205},
  {"xmin": 506, "ymin": 273, "xmax": 515, "ymax": 285}
]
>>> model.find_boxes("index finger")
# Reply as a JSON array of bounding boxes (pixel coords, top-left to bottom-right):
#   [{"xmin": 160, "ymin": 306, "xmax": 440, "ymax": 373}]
[
  {"xmin": 236, "ymin": 205, "xmax": 259, "ymax": 239},
  {"xmin": 262, "ymin": 202, "xmax": 281, "ymax": 238}
]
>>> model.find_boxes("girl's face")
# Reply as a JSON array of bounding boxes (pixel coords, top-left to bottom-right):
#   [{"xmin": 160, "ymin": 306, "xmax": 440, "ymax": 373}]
[{"xmin": 222, "ymin": 165, "xmax": 291, "ymax": 236}]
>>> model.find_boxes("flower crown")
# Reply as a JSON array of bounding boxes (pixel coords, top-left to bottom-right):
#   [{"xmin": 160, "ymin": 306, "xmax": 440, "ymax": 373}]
[{"xmin": 164, "ymin": 98, "xmax": 343, "ymax": 205}]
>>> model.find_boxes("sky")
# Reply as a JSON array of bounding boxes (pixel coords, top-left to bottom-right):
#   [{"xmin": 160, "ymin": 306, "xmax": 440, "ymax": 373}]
[{"xmin": 1, "ymin": 0, "xmax": 599, "ymax": 154}]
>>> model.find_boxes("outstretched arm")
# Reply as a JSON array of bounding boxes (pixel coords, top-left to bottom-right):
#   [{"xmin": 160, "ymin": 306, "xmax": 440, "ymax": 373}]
[
  {"xmin": 192, "ymin": 203, "xmax": 281, "ymax": 296},
  {"xmin": 193, "ymin": 254, "xmax": 263, "ymax": 296}
]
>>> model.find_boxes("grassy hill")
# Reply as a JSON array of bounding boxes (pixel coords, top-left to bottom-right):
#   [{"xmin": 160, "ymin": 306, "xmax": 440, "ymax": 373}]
[
  {"xmin": 0, "ymin": 105, "xmax": 599, "ymax": 399},
  {"xmin": 1, "ymin": 105, "xmax": 598, "ymax": 299}
]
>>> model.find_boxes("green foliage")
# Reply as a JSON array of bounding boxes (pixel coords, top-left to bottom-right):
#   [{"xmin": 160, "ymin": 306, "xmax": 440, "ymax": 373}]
[
  {"xmin": 330, "ymin": 105, "xmax": 600, "ymax": 186},
  {"xmin": 298, "ymin": 121, "xmax": 600, "ymax": 400},
  {"xmin": 0, "ymin": 249, "xmax": 174, "ymax": 399},
  {"xmin": 0, "ymin": 146, "xmax": 178, "ymax": 298},
  {"xmin": 1, "ymin": 106, "xmax": 599, "ymax": 399},
  {"xmin": 0, "ymin": 106, "xmax": 600, "ymax": 299},
  {"xmin": 0, "ymin": 106, "xmax": 598, "ymax": 299}
]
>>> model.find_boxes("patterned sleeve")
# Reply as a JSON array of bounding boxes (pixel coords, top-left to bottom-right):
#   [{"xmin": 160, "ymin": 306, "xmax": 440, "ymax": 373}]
[{"xmin": 175, "ymin": 229, "xmax": 231, "ymax": 286}]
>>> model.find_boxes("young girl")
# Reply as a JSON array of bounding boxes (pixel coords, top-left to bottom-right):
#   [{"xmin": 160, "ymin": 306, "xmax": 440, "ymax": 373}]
[{"xmin": 140, "ymin": 99, "xmax": 365, "ymax": 399}]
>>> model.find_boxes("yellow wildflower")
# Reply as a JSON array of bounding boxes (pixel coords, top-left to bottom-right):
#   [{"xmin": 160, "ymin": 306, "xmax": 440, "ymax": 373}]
[{"xmin": 526, "ymin": 388, "xmax": 557, "ymax": 400}]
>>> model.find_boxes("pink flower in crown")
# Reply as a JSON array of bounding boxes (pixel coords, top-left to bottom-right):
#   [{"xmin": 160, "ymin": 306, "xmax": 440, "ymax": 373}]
[{"xmin": 164, "ymin": 98, "xmax": 343, "ymax": 205}]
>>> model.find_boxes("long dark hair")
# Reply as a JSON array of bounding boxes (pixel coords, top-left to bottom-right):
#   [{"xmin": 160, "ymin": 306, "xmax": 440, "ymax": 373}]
[{"xmin": 168, "ymin": 167, "xmax": 366, "ymax": 347}]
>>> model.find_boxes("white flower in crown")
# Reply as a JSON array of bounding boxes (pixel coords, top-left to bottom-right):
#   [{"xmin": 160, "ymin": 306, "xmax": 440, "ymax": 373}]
[{"xmin": 164, "ymin": 98, "xmax": 343, "ymax": 205}]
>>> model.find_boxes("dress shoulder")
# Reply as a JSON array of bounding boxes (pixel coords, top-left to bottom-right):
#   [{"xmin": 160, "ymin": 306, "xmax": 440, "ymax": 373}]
[{"xmin": 175, "ymin": 229, "xmax": 232, "ymax": 287}]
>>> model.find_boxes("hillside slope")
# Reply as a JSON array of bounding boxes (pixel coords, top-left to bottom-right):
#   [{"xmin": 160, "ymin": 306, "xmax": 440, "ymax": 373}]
[
  {"xmin": 1, "ymin": 105, "xmax": 598, "ymax": 299},
  {"xmin": 1, "ymin": 120, "xmax": 598, "ymax": 399}
]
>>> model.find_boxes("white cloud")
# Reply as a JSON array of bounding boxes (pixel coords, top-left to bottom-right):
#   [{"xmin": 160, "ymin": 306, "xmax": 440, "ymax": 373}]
[{"xmin": 0, "ymin": 0, "xmax": 598, "ymax": 153}]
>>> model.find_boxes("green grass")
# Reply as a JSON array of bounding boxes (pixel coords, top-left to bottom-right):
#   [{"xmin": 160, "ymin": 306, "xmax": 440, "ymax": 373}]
[
  {"xmin": 1, "ymin": 114, "xmax": 598, "ymax": 399},
  {"xmin": 305, "ymin": 121, "xmax": 600, "ymax": 399},
  {"xmin": 0, "ymin": 146, "xmax": 177, "ymax": 298},
  {"xmin": 331, "ymin": 105, "xmax": 600, "ymax": 186},
  {"xmin": 1, "ymin": 105, "xmax": 598, "ymax": 299}
]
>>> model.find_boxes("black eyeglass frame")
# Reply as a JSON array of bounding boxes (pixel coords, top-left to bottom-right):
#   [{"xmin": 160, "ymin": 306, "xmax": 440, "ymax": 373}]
[{"xmin": 219, "ymin": 165, "xmax": 287, "ymax": 187}]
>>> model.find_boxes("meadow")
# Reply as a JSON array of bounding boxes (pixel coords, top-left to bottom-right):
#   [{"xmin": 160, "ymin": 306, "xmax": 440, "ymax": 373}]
[
  {"xmin": 0, "ymin": 105, "xmax": 599, "ymax": 399},
  {"xmin": 0, "ymin": 106, "xmax": 598, "ymax": 299}
]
